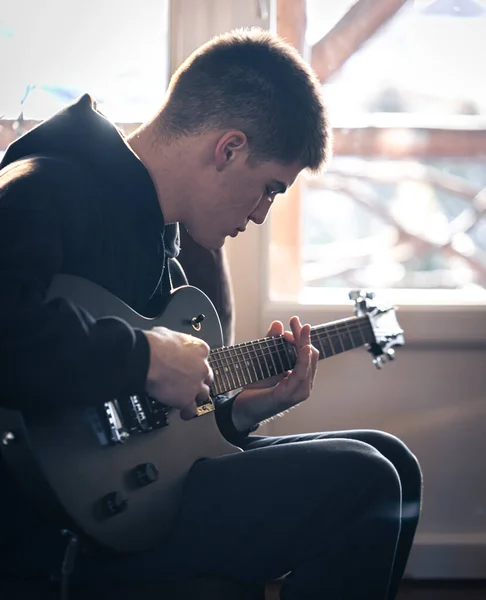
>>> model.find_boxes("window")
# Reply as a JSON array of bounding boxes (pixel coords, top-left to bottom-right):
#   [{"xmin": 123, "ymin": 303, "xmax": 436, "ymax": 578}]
[
  {"xmin": 0, "ymin": 0, "xmax": 169, "ymax": 152},
  {"xmin": 269, "ymin": 0, "xmax": 486, "ymax": 307}
]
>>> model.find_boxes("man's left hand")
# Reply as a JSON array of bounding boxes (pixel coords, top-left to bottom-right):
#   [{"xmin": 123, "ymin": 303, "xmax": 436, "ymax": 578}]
[{"xmin": 231, "ymin": 316, "xmax": 319, "ymax": 432}]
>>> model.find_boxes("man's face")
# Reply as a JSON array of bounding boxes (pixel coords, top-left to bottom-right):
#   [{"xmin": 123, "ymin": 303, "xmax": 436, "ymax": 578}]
[{"xmin": 183, "ymin": 135, "xmax": 303, "ymax": 249}]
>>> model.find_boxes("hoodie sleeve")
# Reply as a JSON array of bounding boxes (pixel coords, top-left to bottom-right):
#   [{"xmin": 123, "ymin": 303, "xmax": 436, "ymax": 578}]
[
  {"xmin": 0, "ymin": 162, "xmax": 150, "ymax": 413},
  {"xmin": 214, "ymin": 392, "xmax": 259, "ymax": 446}
]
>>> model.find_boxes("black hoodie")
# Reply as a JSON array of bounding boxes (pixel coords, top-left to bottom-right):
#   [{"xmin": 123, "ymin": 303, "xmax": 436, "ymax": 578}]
[
  {"xmin": 0, "ymin": 94, "xmax": 183, "ymax": 573},
  {"xmin": 0, "ymin": 94, "xmax": 181, "ymax": 413},
  {"xmin": 0, "ymin": 96, "xmax": 250, "ymax": 574}
]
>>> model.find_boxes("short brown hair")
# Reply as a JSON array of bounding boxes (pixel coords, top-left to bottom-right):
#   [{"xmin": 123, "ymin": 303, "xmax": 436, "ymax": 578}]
[{"xmin": 156, "ymin": 28, "xmax": 331, "ymax": 172}]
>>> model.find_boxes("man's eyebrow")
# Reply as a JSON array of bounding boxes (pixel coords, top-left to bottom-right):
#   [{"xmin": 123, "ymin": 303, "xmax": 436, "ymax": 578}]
[{"xmin": 270, "ymin": 180, "xmax": 288, "ymax": 194}]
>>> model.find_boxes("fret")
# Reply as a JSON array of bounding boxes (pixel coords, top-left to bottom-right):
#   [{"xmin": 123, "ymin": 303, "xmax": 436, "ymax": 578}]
[
  {"xmin": 210, "ymin": 351, "xmax": 228, "ymax": 395},
  {"xmin": 250, "ymin": 340, "xmax": 264, "ymax": 379},
  {"xmin": 276, "ymin": 339, "xmax": 294, "ymax": 372},
  {"xmin": 210, "ymin": 315, "xmax": 375, "ymax": 395},
  {"xmin": 253, "ymin": 340, "xmax": 270, "ymax": 380},
  {"xmin": 329, "ymin": 326, "xmax": 345, "ymax": 354},
  {"xmin": 218, "ymin": 348, "xmax": 237, "ymax": 392},
  {"xmin": 234, "ymin": 344, "xmax": 251, "ymax": 386},
  {"xmin": 238, "ymin": 345, "xmax": 253, "ymax": 386},
  {"xmin": 224, "ymin": 348, "xmax": 239, "ymax": 391},
  {"xmin": 219, "ymin": 346, "xmax": 234, "ymax": 392},
  {"xmin": 260, "ymin": 339, "xmax": 274, "ymax": 379},
  {"xmin": 311, "ymin": 331, "xmax": 326, "ymax": 360},
  {"xmin": 241, "ymin": 342, "xmax": 259, "ymax": 384},
  {"xmin": 339, "ymin": 323, "xmax": 354, "ymax": 352},
  {"xmin": 212, "ymin": 356, "xmax": 222, "ymax": 396},
  {"xmin": 214, "ymin": 350, "xmax": 231, "ymax": 394},
  {"xmin": 328, "ymin": 328, "xmax": 338, "ymax": 355},
  {"xmin": 285, "ymin": 342, "xmax": 298, "ymax": 367},
  {"xmin": 349, "ymin": 321, "xmax": 365, "ymax": 348},
  {"xmin": 271, "ymin": 337, "xmax": 284, "ymax": 373},
  {"xmin": 229, "ymin": 346, "xmax": 243, "ymax": 388},
  {"xmin": 312, "ymin": 317, "xmax": 371, "ymax": 359},
  {"xmin": 248, "ymin": 341, "xmax": 265, "ymax": 381},
  {"xmin": 264, "ymin": 339, "xmax": 278, "ymax": 377},
  {"xmin": 209, "ymin": 368, "xmax": 220, "ymax": 396},
  {"xmin": 319, "ymin": 329, "xmax": 335, "ymax": 357}
]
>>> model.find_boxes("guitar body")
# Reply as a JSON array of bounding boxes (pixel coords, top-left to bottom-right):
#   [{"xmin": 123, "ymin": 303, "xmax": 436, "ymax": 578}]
[
  {"xmin": 0, "ymin": 277, "xmax": 404, "ymax": 554},
  {"xmin": 0, "ymin": 275, "xmax": 241, "ymax": 553}
]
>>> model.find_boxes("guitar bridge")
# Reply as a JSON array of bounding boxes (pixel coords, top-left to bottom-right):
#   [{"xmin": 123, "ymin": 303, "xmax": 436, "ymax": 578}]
[
  {"xmin": 103, "ymin": 401, "xmax": 130, "ymax": 444},
  {"xmin": 101, "ymin": 393, "xmax": 212, "ymax": 444},
  {"xmin": 101, "ymin": 395, "xmax": 171, "ymax": 444}
]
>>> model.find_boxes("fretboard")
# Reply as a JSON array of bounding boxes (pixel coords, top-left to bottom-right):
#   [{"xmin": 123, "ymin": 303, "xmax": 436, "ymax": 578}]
[{"xmin": 209, "ymin": 314, "xmax": 374, "ymax": 396}]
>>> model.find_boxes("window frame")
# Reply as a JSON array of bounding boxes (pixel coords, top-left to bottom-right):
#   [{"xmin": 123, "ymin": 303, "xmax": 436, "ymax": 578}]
[{"xmin": 263, "ymin": 0, "xmax": 486, "ymax": 338}]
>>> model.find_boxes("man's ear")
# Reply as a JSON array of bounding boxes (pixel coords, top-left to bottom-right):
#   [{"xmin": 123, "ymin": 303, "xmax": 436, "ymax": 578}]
[{"xmin": 214, "ymin": 131, "xmax": 248, "ymax": 171}]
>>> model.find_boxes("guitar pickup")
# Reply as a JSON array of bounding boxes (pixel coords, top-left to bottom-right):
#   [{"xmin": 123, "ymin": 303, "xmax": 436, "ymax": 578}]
[
  {"xmin": 113, "ymin": 395, "xmax": 150, "ymax": 433},
  {"xmin": 137, "ymin": 395, "xmax": 170, "ymax": 430},
  {"xmin": 102, "ymin": 400, "xmax": 130, "ymax": 444}
]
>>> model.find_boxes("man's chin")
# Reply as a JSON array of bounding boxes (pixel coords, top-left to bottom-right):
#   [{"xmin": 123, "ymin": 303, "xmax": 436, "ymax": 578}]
[
  {"xmin": 183, "ymin": 228, "xmax": 224, "ymax": 251},
  {"xmin": 199, "ymin": 235, "xmax": 225, "ymax": 250}
]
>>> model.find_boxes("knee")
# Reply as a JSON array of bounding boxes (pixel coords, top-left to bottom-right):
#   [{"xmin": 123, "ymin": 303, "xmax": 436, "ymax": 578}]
[
  {"xmin": 331, "ymin": 439, "xmax": 402, "ymax": 500},
  {"xmin": 297, "ymin": 439, "xmax": 403, "ymax": 522},
  {"xmin": 358, "ymin": 431, "xmax": 422, "ymax": 489}
]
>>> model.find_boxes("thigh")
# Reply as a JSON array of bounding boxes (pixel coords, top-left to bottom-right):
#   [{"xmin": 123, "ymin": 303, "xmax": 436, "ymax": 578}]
[
  {"xmin": 246, "ymin": 429, "xmax": 410, "ymax": 455},
  {"xmin": 247, "ymin": 429, "xmax": 423, "ymax": 525},
  {"xmin": 247, "ymin": 429, "xmax": 421, "ymax": 484}
]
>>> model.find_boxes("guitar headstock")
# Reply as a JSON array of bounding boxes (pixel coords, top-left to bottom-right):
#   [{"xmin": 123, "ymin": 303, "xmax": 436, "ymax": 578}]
[{"xmin": 349, "ymin": 290, "xmax": 405, "ymax": 368}]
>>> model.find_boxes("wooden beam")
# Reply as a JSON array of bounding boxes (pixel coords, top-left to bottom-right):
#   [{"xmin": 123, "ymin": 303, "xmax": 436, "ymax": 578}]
[
  {"xmin": 271, "ymin": 0, "xmax": 308, "ymax": 300},
  {"xmin": 332, "ymin": 126, "xmax": 486, "ymax": 158},
  {"xmin": 276, "ymin": 0, "xmax": 307, "ymax": 51},
  {"xmin": 311, "ymin": 0, "xmax": 409, "ymax": 83},
  {"xmin": 0, "ymin": 119, "xmax": 141, "ymax": 152},
  {"xmin": 3, "ymin": 119, "xmax": 486, "ymax": 160}
]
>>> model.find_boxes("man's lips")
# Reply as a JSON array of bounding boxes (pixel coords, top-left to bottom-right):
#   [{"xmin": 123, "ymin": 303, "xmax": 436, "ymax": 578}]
[{"xmin": 230, "ymin": 226, "xmax": 246, "ymax": 237}]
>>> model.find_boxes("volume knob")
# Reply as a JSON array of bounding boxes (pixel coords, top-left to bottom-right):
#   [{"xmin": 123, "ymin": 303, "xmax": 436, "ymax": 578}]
[
  {"xmin": 102, "ymin": 491, "xmax": 128, "ymax": 516},
  {"xmin": 134, "ymin": 462, "xmax": 159, "ymax": 487}
]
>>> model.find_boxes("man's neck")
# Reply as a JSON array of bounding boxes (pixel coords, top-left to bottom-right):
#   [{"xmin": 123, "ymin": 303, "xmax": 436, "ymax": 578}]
[{"xmin": 126, "ymin": 124, "xmax": 189, "ymax": 224}]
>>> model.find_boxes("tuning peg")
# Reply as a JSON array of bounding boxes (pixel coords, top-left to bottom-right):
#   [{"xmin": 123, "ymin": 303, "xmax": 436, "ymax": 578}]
[
  {"xmin": 386, "ymin": 349, "xmax": 395, "ymax": 360},
  {"xmin": 372, "ymin": 357, "xmax": 383, "ymax": 369},
  {"xmin": 349, "ymin": 289, "xmax": 376, "ymax": 301}
]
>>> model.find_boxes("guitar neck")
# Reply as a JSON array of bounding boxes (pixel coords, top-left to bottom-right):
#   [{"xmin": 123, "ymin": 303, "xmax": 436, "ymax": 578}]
[{"xmin": 209, "ymin": 314, "xmax": 374, "ymax": 396}]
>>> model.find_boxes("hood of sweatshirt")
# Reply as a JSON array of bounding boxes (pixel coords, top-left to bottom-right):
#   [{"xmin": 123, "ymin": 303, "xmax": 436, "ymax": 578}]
[{"xmin": 0, "ymin": 93, "xmax": 180, "ymax": 258}]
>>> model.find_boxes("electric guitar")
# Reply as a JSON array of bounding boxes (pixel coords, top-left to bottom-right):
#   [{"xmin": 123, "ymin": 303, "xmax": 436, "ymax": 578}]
[{"xmin": 0, "ymin": 275, "xmax": 404, "ymax": 553}]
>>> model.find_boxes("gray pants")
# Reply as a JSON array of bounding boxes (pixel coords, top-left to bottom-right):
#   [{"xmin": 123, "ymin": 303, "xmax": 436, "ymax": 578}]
[{"xmin": 76, "ymin": 429, "xmax": 423, "ymax": 599}]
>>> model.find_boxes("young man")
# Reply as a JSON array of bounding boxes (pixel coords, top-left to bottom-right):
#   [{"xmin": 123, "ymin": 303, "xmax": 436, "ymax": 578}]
[{"xmin": 0, "ymin": 29, "xmax": 422, "ymax": 598}]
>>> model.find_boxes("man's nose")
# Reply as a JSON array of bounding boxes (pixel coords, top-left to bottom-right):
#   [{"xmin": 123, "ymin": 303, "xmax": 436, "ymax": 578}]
[{"xmin": 249, "ymin": 200, "xmax": 271, "ymax": 225}]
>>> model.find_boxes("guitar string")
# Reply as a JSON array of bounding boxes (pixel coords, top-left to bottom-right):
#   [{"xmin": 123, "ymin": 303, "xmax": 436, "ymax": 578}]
[
  {"xmin": 210, "ymin": 318, "xmax": 374, "ymax": 360},
  {"xmin": 209, "ymin": 326, "xmax": 398, "ymax": 362},
  {"xmin": 209, "ymin": 325, "xmax": 373, "ymax": 371},
  {"xmin": 208, "ymin": 319, "xmax": 377, "ymax": 393},
  {"xmin": 210, "ymin": 317, "xmax": 371, "ymax": 349},
  {"xmin": 210, "ymin": 327, "xmax": 399, "ymax": 385}
]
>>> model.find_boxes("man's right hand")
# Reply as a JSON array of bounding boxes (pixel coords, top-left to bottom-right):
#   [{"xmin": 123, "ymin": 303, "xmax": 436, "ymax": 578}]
[{"xmin": 144, "ymin": 328, "xmax": 213, "ymax": 420}]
